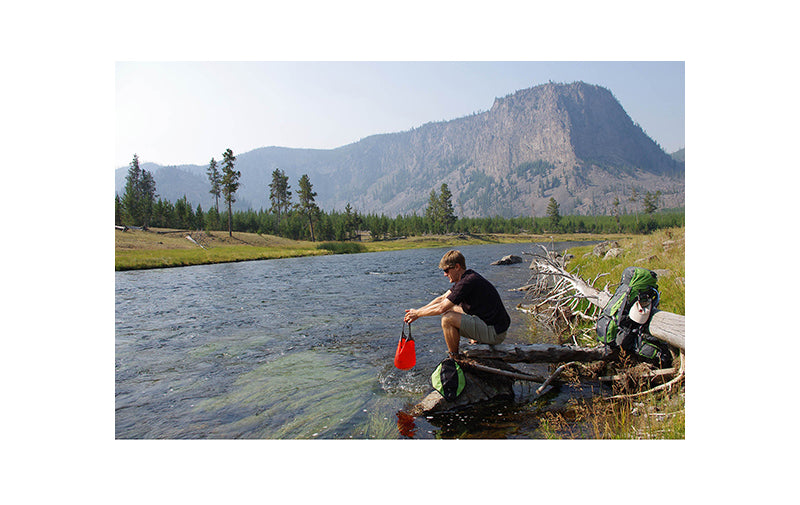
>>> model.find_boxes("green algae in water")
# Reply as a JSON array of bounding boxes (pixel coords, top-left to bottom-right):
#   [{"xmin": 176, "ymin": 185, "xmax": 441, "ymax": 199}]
[{"xmin": 194, "ymin": 350, "xmax": 403, "ymax": 438}]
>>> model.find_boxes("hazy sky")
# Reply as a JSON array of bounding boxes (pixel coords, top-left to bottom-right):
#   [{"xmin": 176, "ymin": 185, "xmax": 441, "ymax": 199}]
[{"xmin": 115, "ymin": 61, "xmax": 684, "ymax": 168}]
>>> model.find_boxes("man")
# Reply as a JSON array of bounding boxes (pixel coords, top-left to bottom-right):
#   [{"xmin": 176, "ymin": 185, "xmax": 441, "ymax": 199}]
[{"xmin": 404, "ymin": 250, "xmax": 510, "ymax": 357}]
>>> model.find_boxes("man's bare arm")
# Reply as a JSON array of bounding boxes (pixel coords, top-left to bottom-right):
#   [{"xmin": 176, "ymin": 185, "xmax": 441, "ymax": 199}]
[{"xmin": 405, "ymin": 292, "xmax": 455, "ymax": 323}]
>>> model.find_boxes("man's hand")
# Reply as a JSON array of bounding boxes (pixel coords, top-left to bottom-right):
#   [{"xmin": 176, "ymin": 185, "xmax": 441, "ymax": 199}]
[{"xmin": 405, "ymin": 295, "xmax": 455, "ymax": 324}]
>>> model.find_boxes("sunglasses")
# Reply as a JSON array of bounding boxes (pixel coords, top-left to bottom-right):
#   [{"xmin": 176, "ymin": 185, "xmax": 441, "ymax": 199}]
[{"xmin": 442, "ymin": 267, "xmax": 453, "ymax": 274}]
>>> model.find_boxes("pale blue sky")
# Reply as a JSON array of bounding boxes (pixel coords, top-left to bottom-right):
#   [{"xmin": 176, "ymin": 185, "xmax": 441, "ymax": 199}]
[{"xmin": 115, "ymin": 61, "xmax": 684, "ymax": 168}]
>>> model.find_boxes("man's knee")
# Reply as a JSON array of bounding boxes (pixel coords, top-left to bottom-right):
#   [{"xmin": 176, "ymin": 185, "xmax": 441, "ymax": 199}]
[{"xmin": 441, "ymin": 311, "xmax": 461, "ymax": 329}]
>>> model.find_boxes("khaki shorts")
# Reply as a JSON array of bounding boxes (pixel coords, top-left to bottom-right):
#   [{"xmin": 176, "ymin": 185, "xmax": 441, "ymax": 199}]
[{"xmin": 459, "ymin": 314, "xmax": 506, "ymax": 345}]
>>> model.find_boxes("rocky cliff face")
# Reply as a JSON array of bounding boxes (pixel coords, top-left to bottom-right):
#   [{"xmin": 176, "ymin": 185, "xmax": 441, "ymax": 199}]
[{"xmin": 116, "ymin": 81, "xmax": 684, "ymax": 218}]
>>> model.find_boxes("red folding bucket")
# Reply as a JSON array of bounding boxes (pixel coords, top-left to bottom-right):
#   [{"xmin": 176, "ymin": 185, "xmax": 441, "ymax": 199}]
[{"xmin": 394, "ymin": 322, "xmax": 416, "ymax": 370}]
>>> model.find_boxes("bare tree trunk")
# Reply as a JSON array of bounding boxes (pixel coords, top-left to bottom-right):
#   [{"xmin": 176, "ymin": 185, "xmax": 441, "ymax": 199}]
[{"xmin": 227, "ymin": 200, "xmax": 233, "ymax": 237}]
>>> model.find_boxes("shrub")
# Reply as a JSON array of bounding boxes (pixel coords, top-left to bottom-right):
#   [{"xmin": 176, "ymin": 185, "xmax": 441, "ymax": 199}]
[{"xmin": 316, "ymin": 242, "xmax": 367, "ymax": 254}]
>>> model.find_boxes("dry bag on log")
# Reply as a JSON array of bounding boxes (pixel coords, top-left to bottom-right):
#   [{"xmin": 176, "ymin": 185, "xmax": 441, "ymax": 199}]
[{"xmin": 394, "ymin": 322, "xmax": 416, "ymax": 370}]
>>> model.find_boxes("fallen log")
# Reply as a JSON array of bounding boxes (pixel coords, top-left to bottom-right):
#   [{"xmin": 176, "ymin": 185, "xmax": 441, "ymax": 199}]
[
  {"xmin": 648, "ymin": 310, "xmax": 685, "ymax": 350},
  {"xmin": 462, "ymin": 343, "xmax": 613, "ymax": 363},
  {"xmin": 185, "ymin": 235, "xmax": 207, "ymax": 249}
]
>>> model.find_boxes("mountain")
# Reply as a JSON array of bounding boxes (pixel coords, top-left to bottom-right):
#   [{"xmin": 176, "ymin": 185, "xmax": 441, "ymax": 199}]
[{"xmin": 115, "ymin": 81, "xmax": 684, "ymax": 217}]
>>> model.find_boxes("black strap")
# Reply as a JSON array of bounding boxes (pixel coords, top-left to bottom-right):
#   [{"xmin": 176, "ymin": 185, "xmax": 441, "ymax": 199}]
[{"xmin": 403, "ymin": 321, "xmax": 413, "ymax": 341}]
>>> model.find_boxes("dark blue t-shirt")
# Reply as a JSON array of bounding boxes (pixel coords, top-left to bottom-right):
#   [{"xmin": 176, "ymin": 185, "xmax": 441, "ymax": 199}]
[{"xmin": 446, "ymin": 269, "xmax": 510, "ymax": 334}]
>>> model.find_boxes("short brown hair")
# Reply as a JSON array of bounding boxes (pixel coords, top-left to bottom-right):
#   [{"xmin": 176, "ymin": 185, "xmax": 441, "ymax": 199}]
[{"xmin": 439, "ymin": 250, "xmax": 466, "ymax": 270}]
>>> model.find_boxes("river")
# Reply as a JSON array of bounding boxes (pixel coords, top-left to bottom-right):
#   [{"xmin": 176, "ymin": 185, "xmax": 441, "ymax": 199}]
[{"xmin": 115, "ymin": 241, "xmax": 599, "ymax": 439}]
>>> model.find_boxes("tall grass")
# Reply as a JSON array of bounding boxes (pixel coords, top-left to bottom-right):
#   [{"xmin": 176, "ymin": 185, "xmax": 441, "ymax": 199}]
[{"xmin": 540, "ymin": 390, "xmax": 685, "ymax": 439}]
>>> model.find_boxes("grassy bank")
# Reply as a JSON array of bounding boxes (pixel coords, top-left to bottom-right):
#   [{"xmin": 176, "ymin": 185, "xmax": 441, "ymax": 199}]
[
  {"xmin": 565, "ymin": 226, "xmax": 685, "ymax": 316},
  {"xmin": 115, "ymin": 228, "xmax": 627, "ymax": 271},
  {"xmin": 115, "ymin": 229, "xmax": 327, "ymax": 270},
  {"xmin": 537, "ymin": 226, "xmax": 685, "ymax": 439}
]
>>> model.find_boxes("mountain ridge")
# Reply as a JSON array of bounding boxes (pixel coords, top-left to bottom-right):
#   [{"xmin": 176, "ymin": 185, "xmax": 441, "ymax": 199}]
[{"xmin": 115, "ymin": 81, "xmax": 684, "ymax": 218}]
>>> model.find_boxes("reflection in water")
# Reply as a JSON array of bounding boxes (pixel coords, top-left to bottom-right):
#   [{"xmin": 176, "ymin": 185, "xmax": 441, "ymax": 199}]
[{"xmin": 396, "ymin": 411, "xmax": 417, "ymax": 438}]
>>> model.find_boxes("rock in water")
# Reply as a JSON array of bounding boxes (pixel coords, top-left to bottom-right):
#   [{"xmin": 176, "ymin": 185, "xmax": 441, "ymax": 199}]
[{"xmin": 491, "ymin": 255, "xmax": 523, "ymax": 265}]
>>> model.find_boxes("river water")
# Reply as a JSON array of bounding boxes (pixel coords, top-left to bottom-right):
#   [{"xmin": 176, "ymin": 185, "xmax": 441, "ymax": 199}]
[{"xmin": 115, "ymin": 241, "xmax": 598, "ymax": 439}]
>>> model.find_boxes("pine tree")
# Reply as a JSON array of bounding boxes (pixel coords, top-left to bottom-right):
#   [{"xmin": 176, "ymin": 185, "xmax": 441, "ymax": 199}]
[
  {"xmin": 115, "ymin": 194, "xmax": 122, "ymax": 226},
  {"xmin": 121, "ymin": 154, "xmax": 157, "ymax": 227},
  {"xmin": 439, "ymin": 183, "xmax": 456, "ymax": 233},
  {"xmin": 175, "ymin": 195, "xmax": 193, "ymax": 229},
  {"xmin": 425, "ymin": 188, "xmax": 441, "ymax": 233},
  {"xmin": 221, "ymin": 148, "xmax": 240, "ymax": 237},
  {"xmin": 139, "ymin": 169, "xmax": 157, "ymax": 228},
  {"xmin": 121, "ymin": 154, "xmax": 142, "ymax": 225},
  {"xmin": 296, "ymin": 174, "xmax": 320, "ymax": 242},
  {"xmin": 643, "ymin": 191, "xmax": 659, "ymax": 214},
  {"xmin": 207, "ymin": 157, "xmax": 221, "ymax": 211},
  {"xmin": 546, "ymin": 197, "xmax": 561, "ymax": 229},
  {"xmin": 195, "ymin": 204, "xmax": 204, "ymax": 231},
  {"xmin": 344, "ymin": 202, "xmax": 361, "ymax": 240},
  {"xmin": 269, "ymin": 168, "xmax": 292, "ymax": 221}
]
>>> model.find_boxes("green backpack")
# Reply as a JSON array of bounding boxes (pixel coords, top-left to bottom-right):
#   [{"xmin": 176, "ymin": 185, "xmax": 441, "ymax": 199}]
[
  {"xmin": 431, "ymin": 358, "xmax": 466, "ymax": 401},
  {"xmin": 596, "ymin": 266, "xmax": 660, "ymax": 347}
]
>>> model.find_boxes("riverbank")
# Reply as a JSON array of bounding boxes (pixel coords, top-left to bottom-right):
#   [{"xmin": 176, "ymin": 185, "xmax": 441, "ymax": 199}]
[
  {"xmin": 115, "ymin": 228, "xmax": 629, "ymax": 271},
  {"xmin": 539, "ymin": 226, "xmax": 685, "ymax": 439}
]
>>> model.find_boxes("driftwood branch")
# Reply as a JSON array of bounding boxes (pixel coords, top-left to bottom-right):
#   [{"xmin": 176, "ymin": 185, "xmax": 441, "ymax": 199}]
[
  {"xmin": 599, "ymin": 366, "xmax": 678, "ymax": 382},
  {"xmin": 536, "ymin": 361, "xmax": 580, "ymax": 394},
  {"xmin": 456, "ymin": 357, "xmax": 546, "ymax": 382},
  {"xmin": 522, "ymin": 246, "xmax": 685, "ymax": 351}
]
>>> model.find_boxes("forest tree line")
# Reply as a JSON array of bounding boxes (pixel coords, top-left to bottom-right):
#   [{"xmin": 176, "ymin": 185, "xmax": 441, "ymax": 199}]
[{"xmin": 116, "ymin": 152, "xmax": 684, "ymax": 241}]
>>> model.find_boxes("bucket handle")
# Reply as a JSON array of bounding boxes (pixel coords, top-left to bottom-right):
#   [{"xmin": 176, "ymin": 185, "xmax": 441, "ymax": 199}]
[{"xmin": 402, "ymin": 321, "xmax": 413, "ymax": 341}]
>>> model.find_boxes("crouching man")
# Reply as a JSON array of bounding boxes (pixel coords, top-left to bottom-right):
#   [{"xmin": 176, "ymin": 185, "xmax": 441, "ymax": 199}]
[{"xmin": 404, "ymin": 250, "xmax": 510, "ymax": 357}]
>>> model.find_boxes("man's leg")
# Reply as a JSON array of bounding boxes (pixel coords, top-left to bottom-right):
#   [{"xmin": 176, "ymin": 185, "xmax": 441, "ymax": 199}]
[{"xmin": 441, "ymin": 310, "xmax": 463, "ymax": 355}]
